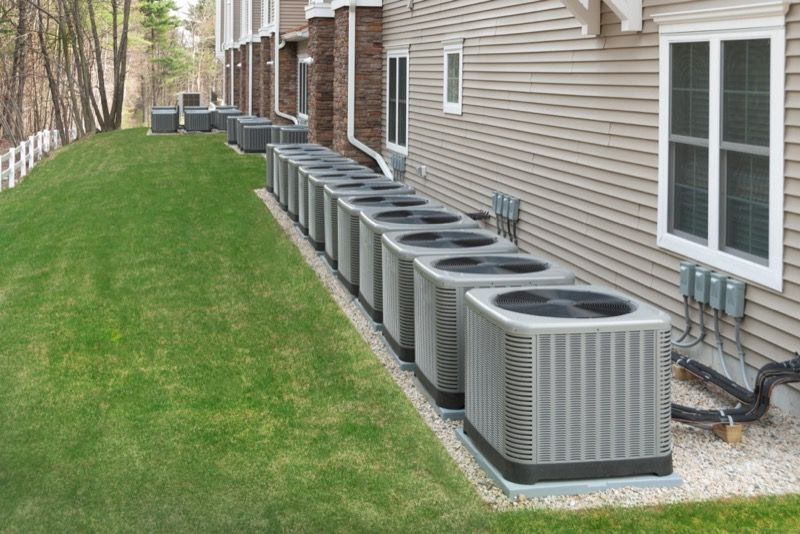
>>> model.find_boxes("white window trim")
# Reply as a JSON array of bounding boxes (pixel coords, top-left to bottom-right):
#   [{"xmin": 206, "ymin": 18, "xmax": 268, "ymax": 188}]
[
  {"xmin": 442, "ymin": 40, "xmax": 463, "ymax": 115},
  {"xmin": 386, "ymin": 48, "xmax": 409, "ymax": 156},
  {"xmin": 656, "ymin": 9, "xmax": 785, "ymax": 291}
]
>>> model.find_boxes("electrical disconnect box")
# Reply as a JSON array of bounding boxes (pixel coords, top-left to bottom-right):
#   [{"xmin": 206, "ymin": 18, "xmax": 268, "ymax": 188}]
[
  {"xmin": 693, "ymin": 267, "xmax": 711, "ymax": 304},
  {"xmin": 679, "ymin": 261, "xmax": 696, "ymax": 297},
  {"xmin": 725, "ymin": 279, "xmax": 746, "ymax": 318},
  {"xmin": 709, "ymin": 273, "xmax": 727, "ymax": 311}
]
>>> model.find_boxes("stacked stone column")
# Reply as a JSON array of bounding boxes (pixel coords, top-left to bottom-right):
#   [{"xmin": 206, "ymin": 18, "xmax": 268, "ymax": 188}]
[
  {"xmin": 307, "ymin": 17, "xmax": 335, "ymax": 147},
  {"xmin": 259, "ymin": 36, "xmax": 273, "ymax": 119},
  {"xmin": 331, "ymin": 6, "xmax": 383, "ymax": 168}
]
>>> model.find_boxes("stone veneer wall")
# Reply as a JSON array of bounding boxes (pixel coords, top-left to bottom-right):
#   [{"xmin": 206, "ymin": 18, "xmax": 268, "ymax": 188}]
[
  {"xmin": 274, "ymin": 42, "xmax": 298, "ymax": 124},
  {"xmin": 332, "ymin": 7, "xmax": 382, "ymax": 169},
  {"xmin": 238, "ymin": 44, "xmax": 248, "ymax": 113},
  {"xmin": 250, "ymin": 42, "xmax": 262, "ymax": 116},
  {"xmin": 307, "ymin": 18, "xmax": 335, "ymax": 147}
]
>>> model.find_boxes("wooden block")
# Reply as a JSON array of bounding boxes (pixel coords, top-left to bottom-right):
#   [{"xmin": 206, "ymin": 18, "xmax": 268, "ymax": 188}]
[
  {"xmin": 712, "ymin": 423, "xmax": 743, "ymax": 443},
  {"xmin": 672, "ymin": 365, "xmax": 698, "ymax": 381}
]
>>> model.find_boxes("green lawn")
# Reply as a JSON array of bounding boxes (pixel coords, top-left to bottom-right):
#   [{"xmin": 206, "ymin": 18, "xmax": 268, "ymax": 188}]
[{"xmin": 0, "ymin": 129, "xmax": 798, "ymax": 533}]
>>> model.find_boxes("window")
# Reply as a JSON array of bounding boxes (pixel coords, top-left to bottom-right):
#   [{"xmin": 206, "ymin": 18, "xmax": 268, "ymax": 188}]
[
  {"xmin": 297, "ymin": 59, "xmax": 309, "ymax": 120},
  {"xmin": 443, "ymin": 40, "xmax": 463, "ymax": 114},
  {"xmin": 657, "ymin": 10, "xmax": 785, "ymax": 290},
  {"xmin": 387, "ymin": 48, "xmax": 409, "ymax": 155}
]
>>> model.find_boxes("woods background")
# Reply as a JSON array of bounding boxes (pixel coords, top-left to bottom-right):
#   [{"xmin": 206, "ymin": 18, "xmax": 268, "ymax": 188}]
[{"xmin": 0, "ymin": 0, "xmax": 220, "ymax": 149}]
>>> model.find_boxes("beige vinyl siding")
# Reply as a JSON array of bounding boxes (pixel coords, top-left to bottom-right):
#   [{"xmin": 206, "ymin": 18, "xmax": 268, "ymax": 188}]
[
  {"xmin": 381, "ymin": 0, "xmax": 800, "ymax": 386},
  {"xmin": 234, "ymin": 0, "xmax": 242, "ymax": 41},
  {"xmin": 281, "ymin": 0, "xmax": 307, "ymax": 32}
]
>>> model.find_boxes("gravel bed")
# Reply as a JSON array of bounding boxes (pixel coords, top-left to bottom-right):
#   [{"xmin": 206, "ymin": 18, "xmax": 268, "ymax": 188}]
[{"xmin": 256, "ymin": 188, "xmax": 800, "ymax": 510}]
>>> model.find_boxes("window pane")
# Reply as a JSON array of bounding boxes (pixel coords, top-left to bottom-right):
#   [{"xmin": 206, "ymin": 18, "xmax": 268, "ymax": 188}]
[
  {"xmin": 724, "ymin": 151, "xmax": 769, "ymax": 259},
  {"xmin": 671, "ymin": 42, "xmax": 709, "ymax": 139},
  {"xmin": 671, "ymin": 142, "xmax": 709, "ymax": 239},
  {"xmin": 723, "ymin": 39, "xmax": 770, "ymax": 146},
  {"xmin": 388, "ymin": 57, "xmax": 397, "ymax": 144},
  {"xmin": 398, "ymin": 57, "xmax": 407, "ymax": 146},
  {"xmin": 447, "ymin": 53, "xmax": 459, "ymax": 104}
]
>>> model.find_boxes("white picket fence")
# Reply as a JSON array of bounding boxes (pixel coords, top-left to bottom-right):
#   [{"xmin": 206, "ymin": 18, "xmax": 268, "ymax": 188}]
[{"xmin": 0, "ymin": 129, "xmax": 62, "ymax": 192}]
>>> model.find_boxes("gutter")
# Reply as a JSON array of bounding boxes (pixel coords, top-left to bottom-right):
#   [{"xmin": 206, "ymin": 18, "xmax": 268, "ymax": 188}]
[
  {"xmin": 273, "ymin": 0, "xmax": 299, "ymax": 124},
  {"xmin": 347, "ymin": 0, "xmax": 393, "ymax": 178}
]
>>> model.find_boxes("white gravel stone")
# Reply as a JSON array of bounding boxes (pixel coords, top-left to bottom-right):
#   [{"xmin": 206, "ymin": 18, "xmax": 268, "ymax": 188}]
[{"xmin": 256, "ymin": 188, "xmax": 800, "ymax": 510}]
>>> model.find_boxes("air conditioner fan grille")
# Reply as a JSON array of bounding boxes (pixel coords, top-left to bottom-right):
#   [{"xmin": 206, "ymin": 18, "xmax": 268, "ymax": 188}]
[
  {"xmin": 434, "ymin": 256, "xmax": 549, "ymax": 274},
  {"xmin": 397, "ymin": 231, "xmax": 496, "ymax": 249},
  {"xmin": 494, "ymin": 289, "xmax": 634, "ymax": 318}
]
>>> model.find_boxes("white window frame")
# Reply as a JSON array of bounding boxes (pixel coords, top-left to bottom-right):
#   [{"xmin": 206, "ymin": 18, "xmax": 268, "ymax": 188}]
[
  {"xmin": 655, "ymin": 6, "xmax": 785, "ymax": 291},
  {"xmin": 386, "ymin": 47, "xmax": 409, "ymax": 156},
  {"xmin": 442, "ymin": 39, "xmax": 463, "ymax": 115},
  {"xmin": 297, "ymin": 57, "xmax": 310, "ymax": 122}
]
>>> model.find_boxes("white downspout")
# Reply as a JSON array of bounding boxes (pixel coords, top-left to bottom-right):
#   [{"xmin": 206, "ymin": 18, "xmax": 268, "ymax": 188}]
[
  {"xmin": 248, "ymin": 42, "xmax": 253, "ymax": 114},
  {"xmin": 273, "ymin": 0, "xmax": 298, "ymax": 124},
  {"xmin": 230, "ymin": 49, "xmax": 235, "ymax": 107},
  {"xmin": 348, "ymin": 0, "xmax": 393, "ymax": 178}
]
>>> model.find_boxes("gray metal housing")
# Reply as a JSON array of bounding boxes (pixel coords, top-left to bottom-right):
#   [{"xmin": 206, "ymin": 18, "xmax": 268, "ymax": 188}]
[
  {"xmin": 151, "ymin": 108, "xmax": 178, "ymax": 133},
  {"xmin": 276, "ymin": 152, "xmax": 340, "ymax": 212},
  {"xmin": 306, "ymin": 171, "xmax": 388, "ymax": 250},
  {"xmin": 185, "ymin": 110, "xmax": 211, "ymax": 132},
  {"xmin": 227, "ymin": 115, "xmax": 255, "ymax": 144},
  {"xmin": 283, "ymin": 156, "xmax": 357, "ymax": 219},
  {"xmin": 270, "ymin": 145, "xmax": 332, "ymax": 202},
  {"xmin": 236, "ymin": 118, "xmax": 271, "ymax": 149},
  {"xmin": 358, "ymin": 207, "xmax": 479, "ymax": 323},
  {"xmin": 279, "ymin": 126, "xmax": 309, "ymax": 144},
  {"xmin": 241, "ymin": 122, "xmax": 275, "ymax": 153},
  {"xmin": 336, "ymin": 196, "xmax": 441, "ymax": 296},
  {"xmin": 381, "ymin": 230, "xmax": 518, "ymax": 363},
  {"xmin": 464, "ymin": 286, "xmax": 673, "ymax": 484},
  {"xmin": 323, "ymin": 181, "xmax": 415, "ymax": 268},
  {"xmin": 296, "ymin": 162, "xmax": 368, "ymax": 233},
  {"xmin": 210, "ymin": 106, "xmax": 237, "ymax": 129},
  {"xmin": 413, "ymin": 253, "xmax": 575, "ymax": 410}
]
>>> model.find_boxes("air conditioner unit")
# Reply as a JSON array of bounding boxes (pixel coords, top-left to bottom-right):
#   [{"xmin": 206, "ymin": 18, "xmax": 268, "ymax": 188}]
[
  {"xmin": 337, "ymin": 196, "xmax": 441, "ymax": 296},
  {"xmin": 227, "ymin": 115, "xmax": 255, "ymax": 145},
  {"xmin": 266, "ymin": 143, "xmax": 327, "ymax": 197},
  {"xmin": 296, "ymin": 163, "xmax": 368, "ymax": 234},
  {"xmin": 276, "ymin": 151, "xmax": 340, "ymax": 213},
  {"xmin": 240, "ymin": 120, "xmax": 274, "ymax": 153},
  {"xmin": 413, "ymin": 254, "xmax": 575, "ymax": 411},
  {"xmin": 382, "ymin": 230, "xmax": 518, "ymax": 365},
  {"xmin": 279, "ymin": 126, "xmax": 309, "ymax": 144},
  {"xmin": 272, "ymin": 145, "xmax": 333, "ymax": 204},
  {"xmin": 284, "ymin": 156, "xmax": 358, "ymax": 221},
  {"xmin": 176, "ymin": 92, "xmax": 201, "ymax": 116},
  {"xmin": 306, "ymin": 171, "xmax": 388, "ymax": 251},
  {"xmin": 151, "ymin": 108, "xmax": 179, "ymax": 133},
  {"xmin": 214, "ymin": 108, "xmax": 241, "ymax": 130},
  {"xmin": 464, "ymin": 286, "xmax": 673, "ymax": 484},
  {"xmin": 323, "ymin": 181, "xmax": 415, "ymax": 270},
  {"xmin": 236, "ymin": 118, "xmax": 271, "ymax": 149},
  {"xmin": 185, "ymin": 109, "xmax": 212, "ymax": 132},
  {"xmin": 358, "ymin": 208, "xmax": 478, "ymax": 324},
  {"xmin": 210, "ymin": 106, "xmax": 237, "ymax": 130}
]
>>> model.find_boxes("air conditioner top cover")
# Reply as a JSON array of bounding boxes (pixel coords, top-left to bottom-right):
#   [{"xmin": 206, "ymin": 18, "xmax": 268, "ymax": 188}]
[
  {"xmin": 269, "ymin": 143, "xmax": 327, "ymax": 154},
  {"xmin": 465, "ymin": 286, "xmax": 670, "ymax": 335},
  {"xmin": 325, "ymin": 181, "xmax": 412, "ymax": 198},
  {"xmin": 383, "ymin": 229, "xmax": 518, "ymax": 261},
  {"xmin": 340, "ymin": 195, "xmax": 439, "ymax": 212},
  {"xmin": 307, "ymin": 170, "xmax": 387, "ymax": 184},
  {"xmin": 415, "ymin": 253, "xmax": 575, "ymax": 287},
  {"xmin": 360, "ymin": 206, "xmax": 478, "ymax": 234}
]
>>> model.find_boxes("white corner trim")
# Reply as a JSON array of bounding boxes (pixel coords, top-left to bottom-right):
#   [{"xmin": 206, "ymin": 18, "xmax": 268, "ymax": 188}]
[
  {"xmin": 306, "ymin": 3, "xmax": 335, "ymax": 19},
  {"xmin": 331, "ymin": 0, "xmax": 381, "ymax": 10},
  {"xmin": 653, "ymin": 1, "xmax": 787, "ymax": 33}
]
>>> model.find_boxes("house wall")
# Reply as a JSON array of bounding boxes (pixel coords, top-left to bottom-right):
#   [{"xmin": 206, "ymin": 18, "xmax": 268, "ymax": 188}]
[
  {"xmin": 281, "ymin": 0, "xmax": 307, "ymax": 32},
  {"xmin": 308, "ymin": 17, "xmax": 336, "ymax": 147},
  {"xmin": 381, "ymin": 0, "xmax": 800, "ymax": 409},
  {"xmin": 275, "ymin": 42, "xmax": 298, "ymax": 123}
]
